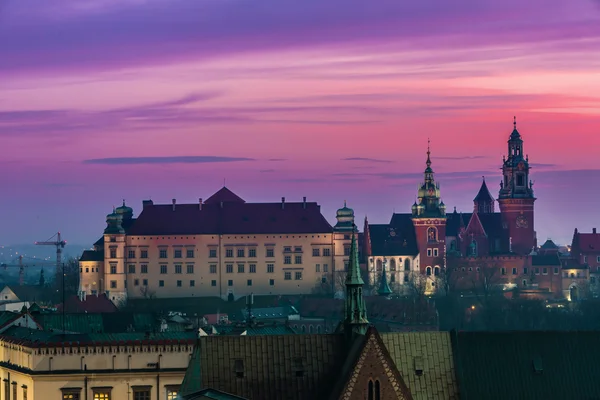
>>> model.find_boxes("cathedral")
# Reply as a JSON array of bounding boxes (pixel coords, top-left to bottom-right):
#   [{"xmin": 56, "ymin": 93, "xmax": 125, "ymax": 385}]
[{"xmin": 363, "ymin": 118, "xmax": 543, "ymax": 295}]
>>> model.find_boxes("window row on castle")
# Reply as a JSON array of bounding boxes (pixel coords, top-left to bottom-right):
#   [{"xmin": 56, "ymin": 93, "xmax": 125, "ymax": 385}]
[
  {"xmin": 453, "ymin": 266, "xmax": 561, "ymax": 276},
  {"xmin": 373, "ymin": 258, "xmax": 412, "ymax": 272},
  {"xmin": 111, "ymin": 272, "xmax": 303, "ymax": 289},
  {"xmin": 109, "ymin": 246, "xmax": 334, "ymax": 260},
  {"xmin": 110, "ymin": 263, "xmax": 303, "ymax": 275}
]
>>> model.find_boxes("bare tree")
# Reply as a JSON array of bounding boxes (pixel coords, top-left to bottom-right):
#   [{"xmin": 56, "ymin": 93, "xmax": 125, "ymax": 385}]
[
  {"xmin": 139, "ymin": 285, "xmax": 156, "ymax": 300},
  {"xmin": 311, "ymin": 277, "xmax": 333, "ymax": 295},
  {"xmin": 406, "ymin": 271, "xmax": 428, "ymax": 300},
  {"xmin": 334, "ymin": 270, "xmax": 348, "ymax": 297},
  {"xmin": 471, "ymin": 260, "xmax": 504, "ymax": 303}
]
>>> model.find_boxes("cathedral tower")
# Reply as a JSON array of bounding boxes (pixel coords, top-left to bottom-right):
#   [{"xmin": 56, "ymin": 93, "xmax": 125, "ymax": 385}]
[
  {"xmin": 343, "ymin": 230, "xmax": 369, "ymax": 340},
  {"xmin": 473, "ymin": 177, "xmax": 495, "ymax": 214},
  {"xmin": 497, "ymin": 117, "xmax": 536, "ymax": 254},
  {"xmin": 412, "ymin": 141, "xmax": 447, "ymax": 273}
]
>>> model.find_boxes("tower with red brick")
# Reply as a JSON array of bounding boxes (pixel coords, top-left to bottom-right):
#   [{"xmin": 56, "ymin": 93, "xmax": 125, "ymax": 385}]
[
  {"xmin": 497, "ymin": 117, "xmax": 536, "ymax": 255},
  {"xmin": 412, "ymin": 141, "xmax": 447, "ymax": 273}
]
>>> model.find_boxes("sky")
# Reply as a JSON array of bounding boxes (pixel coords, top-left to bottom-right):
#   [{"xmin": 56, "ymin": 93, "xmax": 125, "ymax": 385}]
[{"xmin": 2, "ymin": 0, "xmax": 600, "ymax": 248}]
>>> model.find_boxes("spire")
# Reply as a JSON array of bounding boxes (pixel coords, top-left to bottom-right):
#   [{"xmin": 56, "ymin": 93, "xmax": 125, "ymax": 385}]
[
  {"xmin": 180, "ymin": 336, "xmax": 203, "ymax": 397},
  {"xmin": 378, "ymin": 259, "xmax": 393, "ymax": 297},
  {"xmin": 344, "ymin": 230, "xmax": 368, "ymax": 338},
  {"xmin": 426, "ymin": 137, "xmax": 432, "ymax": 168}
]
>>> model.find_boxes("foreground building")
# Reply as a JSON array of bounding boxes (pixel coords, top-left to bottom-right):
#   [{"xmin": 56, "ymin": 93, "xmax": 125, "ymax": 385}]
[{"xmin": 80, "ymin": 188, "xmax": 358, "ymax": 304}]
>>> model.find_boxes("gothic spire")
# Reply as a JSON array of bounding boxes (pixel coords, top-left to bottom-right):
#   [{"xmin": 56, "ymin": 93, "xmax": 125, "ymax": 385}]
[
  {"xmin": 426, "ymin": 137, "xmax": 432, "ymax": 169},
  {"xmin": 344, "ymin": 230, "xmax": 368, "ymax": 338},
  {"xmin": 378, "ymin": 259, "xmax": 393, "ymax": 297}
]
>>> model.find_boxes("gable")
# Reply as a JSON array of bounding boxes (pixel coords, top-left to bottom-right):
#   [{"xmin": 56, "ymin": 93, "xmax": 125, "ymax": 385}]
[
  {"xmin": 339, "ymin": 329, "xmax": 413, "ymax": 400},
  {"xmin": 463, "ymin": 212, "xmax": 486, "ymax": 238},
  {"xmin": 380, "ymin": 332, "xmax": 459, "ymax": 400}
]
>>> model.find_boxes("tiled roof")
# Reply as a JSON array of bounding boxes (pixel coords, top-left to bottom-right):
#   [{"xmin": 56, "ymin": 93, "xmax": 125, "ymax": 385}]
[
  {"xmin": 79, "ymin": 250, "xmax": 104, "ymax": 262},
  {"xmin": 58, "ymin": 294, "xmax": 118, "ymax": 314},
  {"xmin": 561, "ymin": 258, "xmax": 588, "ymax": 270},
  {"xmin": 477, "ymin": 213, "xmax": 505, "ymax": 239},
  {"xmin": 197, "ymin": 334, "xmax": 346, "ymax": 400},
  {"xmin": 184, "ymin": 388, "xmax": 248, "ymax": 400},
  {"xmin": 127, "ymin": 192, "xmax": 333, "ymax": 236},
  {"xmin": 0, "ymin": 311, "xmax": 20, "ymax": 329},
  {"xmin": 381, "ymin": 332, "xmax": 459, "ymax": 400},
  {"xmin": 446, "ymin": 212, "xmax": 471, "ymax": 237},
  {"xmin": 540, "ymin": 239, "xmax": 558, "ymax": 250},
  {"xmin": 368, "ymin": 213, "xmax": 419, "ymax": 256},
  {"xmin": 531, "ymin": 254, "xmax": 561, "ymax": 266},
  {"xmin": 216, "ymin": 324, "xmax": 296, "ymax": 336},
  {"xmin": 452, "ymin": 331, "xmax": 600, "ymax": 400},
  {"xmin": 205, "ymin": 187, "xmax": 246, "ymax": 204},
  {"xmin": 33, "ymin": 312, "xmax": 163, "ymax": 333},
  {"xmin": 575, "ymin": 232, "xmax": 600, "ymax": 251}
]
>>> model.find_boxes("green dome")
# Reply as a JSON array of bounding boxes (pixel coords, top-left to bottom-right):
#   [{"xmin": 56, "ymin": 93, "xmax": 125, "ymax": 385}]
[
  {"xmin": 336, "ymin": 201, "xmax": 354, "ymax": 218},
  {"xmin": 115, "ymin": 200, "xmax": 133, "ymax": 215}
]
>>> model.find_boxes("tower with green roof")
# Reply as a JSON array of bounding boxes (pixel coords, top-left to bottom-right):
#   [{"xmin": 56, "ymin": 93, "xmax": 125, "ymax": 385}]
[
  {"xmin": 378, "ymin": 258, "xmax": 393, "ymax": 297},
  {"xmin": 343, "ymin": 230, "xmax": 369, "ymax": 339}
]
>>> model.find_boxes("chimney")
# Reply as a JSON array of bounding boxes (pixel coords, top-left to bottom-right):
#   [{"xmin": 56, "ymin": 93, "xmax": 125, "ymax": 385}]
[
  {"xmin": 199, "ymin": 198, "xmax": 203, "ymax": 211},
  {"xmin": 281, "ymin": 197, "xmax": 285, "ymax": 209},
  {"xmin": 303, "ymin": 197, "xmax": 306, "ymax": 209},
  {"xmin": 594, "ymin": 228, "xmax": 597, "ymax": 234},
  {"xmin": 172, "ymin": 199, "xmax": 176, "ymax": 211}
]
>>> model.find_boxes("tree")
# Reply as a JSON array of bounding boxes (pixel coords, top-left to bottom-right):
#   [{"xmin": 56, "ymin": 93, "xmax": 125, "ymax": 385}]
[
  {"xmin": 334, "ymin": 270, "xmax": 348, "ymax": 298},
  {"xmin": 405, "ymin": 272, "xmax": 428, "ymax": 300},
  {"xmin": 139, "ymin": 285, "xmax": 157, "ymax": 300},
  {"xmin": 311, "ymin": 277, "xmax": 333, "ymax": 295}
]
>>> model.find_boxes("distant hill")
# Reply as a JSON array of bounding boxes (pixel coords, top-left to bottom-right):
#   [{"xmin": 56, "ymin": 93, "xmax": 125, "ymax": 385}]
[{"xmin": 0, "ymin": 243, "xmax": 90, "ymax": 264}]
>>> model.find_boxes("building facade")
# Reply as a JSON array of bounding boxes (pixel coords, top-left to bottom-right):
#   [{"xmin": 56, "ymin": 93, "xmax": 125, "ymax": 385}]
[{"xmin": 80, "ymin": 188, "xmax": 356, "ymax": 304}]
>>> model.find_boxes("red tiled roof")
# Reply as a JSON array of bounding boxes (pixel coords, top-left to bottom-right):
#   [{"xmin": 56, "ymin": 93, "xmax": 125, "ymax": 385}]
[
  {"xmin": 57, "ymin": 294, "xmax": 118, "ymax": 314},
  {"xmin": 128, "ymin": 192, "xmax": 333, "ymax": 236},
  {"xmin": 576, "ymin": 233, "xmax": 600, "ymax": 251}
]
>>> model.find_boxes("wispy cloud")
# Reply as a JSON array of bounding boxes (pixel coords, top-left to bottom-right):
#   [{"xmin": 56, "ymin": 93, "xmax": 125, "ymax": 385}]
[
  {"xmin": 267, "ymin": 158, "xmax": 287, "ymax": 162},
  {"xmin": 436, "ymin": 155, "xmax": 489, "ymax": 160},
  {"xmin": 83, "ymin": 156, "xmax": 255, "ymax": 165},
  {"xmin": 342, "ymin": 157, "xmax": 393, "ymax": 164}
]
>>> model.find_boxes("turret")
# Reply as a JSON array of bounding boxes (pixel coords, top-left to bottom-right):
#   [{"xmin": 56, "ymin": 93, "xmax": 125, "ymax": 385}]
[
  {"xmin": 473, "ymin": 177, "xmax": 495, "ymax": 214},
  {"xmin": 343, "ymin": 230, "xmax": 369, "ymax": 340},
  {"xmin": 334, "ymin": 201, "xmax": 356, "ymax": 232},
  {"xmin": 378, "ymin": 258, "xmax": 393, "ymax": 297},
  {"xmin": 104, "ymin": 208, "xmax": 125, "ymax": 234},
  {"xmin": 115, "ymin": 199, "xmax": 134, "ymax": 220}
]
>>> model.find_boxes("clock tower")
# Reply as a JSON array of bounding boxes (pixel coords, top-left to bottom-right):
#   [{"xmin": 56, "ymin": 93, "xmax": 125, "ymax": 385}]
[
  {"xmin": 497, "ymin": 117, "xmax": 536, "ymax": 254},
  {"xmin": 412, "ymin": 140, "xmax": 447, "ymax": 274}
]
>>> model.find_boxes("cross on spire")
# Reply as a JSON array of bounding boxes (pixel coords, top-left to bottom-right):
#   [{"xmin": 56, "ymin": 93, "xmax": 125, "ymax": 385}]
[
  {"xmin": 426, "ymin": 138, "xmax": 432, "ymax": 167},
  {"xmin": 514, "ymin": 115, "xmax": 517, "ymax": 129}
]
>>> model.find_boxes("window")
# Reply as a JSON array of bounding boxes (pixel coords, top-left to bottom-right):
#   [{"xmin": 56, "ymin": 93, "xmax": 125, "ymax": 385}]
[
  {"xmin": 134, "ymin": 279, "xmax": 139, "ymax": 286},
  {"xmin": 295, "ymin": 255, "xmax": 302, "ymax": 264},
  {"xmin": 226, "ymin": 249, "xmax": 233, "ymax": 258},
  {"xmin": 186, "ymin": 249, "xmax": 194, "ymax": 258},
  {"xmin": 22, "ymin": 385, "xmax": 28, "ymax": 400},
  {"xmin": 141, "ymin": 264, "xmax": 148, "ymax": 274},
  {"xmin": 501, "ymin": 267, "xmax": 506, "ymax": 275},
  {"xmin": 434, "ymin": 267, "xmax": 440, "ymax": 276},
  {"xmin": 284, "ymin": 272, "xmax": 292, "ymax": 280},
  {"xmin": 323, "ymin": 248, "xmax": 331, "ymax": 257},
  {"xmin": 249, "ymin": 264, "xmax": 256, "ymax": 273},
  {"xmin": 284, "ymin": 256, "xmax": 292, "ymax": 264},
  {"xmin": 523, "ymin": 267, "xmax": 528, "ymax": 275},
  {"xmin": 238, "ymin": 264, "xmax": 245, "ymax": 273},
  {"xmin": 234, "ymin": 359, "xmax": 244, "ymax": 378},
  {"xmin": 237, "ymin": 249, "xmax": 245, "ymax": 258},
  {"xmin": 160, "ymin": 265, "xmax": 167, "ymax": 274},
  {"xmin": 143, "ymin": 279, "xmax": 148, "ymax": 286},
  {"xmin": 426, "ymin": 267, "xmax": 431, "ymax": 276},
  {"xmin": 175, "ymin": 264, "xmax": 182, "ymax": 274},
  {"xmin": 110, "ymin": 264, "xmax": 117, "ymax": 274},
  {"xmin": 344, "ymin": 247, "xmax": 350, "ymax": 256},
  {"xmin": 62, "ymin": 389, "xmax": 81, "ymax": 400},
  {"xmin": 512, "ymin": 267, "xmax": 517, "ymax": 275},
  {"xmin": 294, "ymin": 246, "xmax": 302, "ymax": 252},
  {"xmin": 247, "ymin": 279, "xmax": 252, "ymax": 286},
  {"xmin": 316, "ymin": 264, "xmax": 320, "ymax": 272},
  {"xmin": 133, "ymin": 387, "xmax": 151, "ymax": 400},
  {"xmin": 187, "ymin": 264, "xmax": 194, "ymax": 274},
  {"xmin": 295, "ymin": 271, "xmax": 303, "ymax": 280},
  {"xmin": 284, "ymin": 246, "xmax": 292, "ymax": 252},
  {"xmin": 312, "ymin": 248, "xmax": 320, "ymax": 257},
  {"xmin": 140, "ymin": 250, "xmax": 148, "ymax": 259},
  {"xmin": 174, "ymin": 249, "xmax": 182, "ymax": 259},
  {"xmin": 166, "ymin": 388, "xmax": 179, "ymax": 400},
  {"xmin": 85, "ymin": 268, "xmax": 89, "ymax": 273},
  {"xmin": 269, "ymin": 279, "xmax": 275, "ymax": 286},
  {"xmin": 535, "ymin": 267, "xmax": 540, "ymax": 275},
  {"xmin": 158, "ymin": 280, "xmax": 165, "ymax": 287},
  {"xmin": 427, "ymin": 227, "xmax": 437, "ymax": 242},
  {"xmin": 210, "ymin": 265, "xmax": 217, "ymax": 274},
  {"xmin": 209, "ymin": 249, "xmax": 217, "ymax": 258},
  {"xmin": 427, "ymin": 249, "xmax": 432, "ymax": 257},
  {"xmin": 228, "ymin": 280, "xmax": 233, "ymax": 287},
  {"xmin": 190, "ymin": 280, "xmax": 195, "ymax": 287},
  {"xmin": 584, "ymin": 255, "xmax": 588, "ymax": 263},
  {"xmin": 92, "ymin": 389, "xmax": 111, "ymax": 400},
  {"xmin": 554, "ymin": 267, "xmax": 559, "ymax": 275},
  {"xmin": 266, "ymin": 248, "xmax": 274, "ymax": 257},
  {"xmin": 404, "ymin": 259, "xmax": 411, "ymax": 271},
  {"xmin": 159, "ymin": 249, "xmax": 167, "ymax": 259},
  {"xmin": 249, "ymin": 248, "xmax": 256, "ymax": 258},
  {"xmin": 110, "ymin": 249, "xmax": 117, "ymax": 259},
  {"xmin": 128, "ymin": 250, "xmax": 136, "ymax": 259},
  {"xmin": 110, "ymin": 281, "xmax": 117, "ymax": 289},
  {"xmin": 267, "ymin": 264, "xmax": 274, "ymax": 273},
  {"xmin": 177, "ymin": 280, "xmax": 182, "ymax": 287},
  {"xmin": 211, "ymin": 280, "xmax": 216, "ymax": 286},
  {"xmin": 542, "ymin": 267, "xmax": 548, "ymax": 275},
  {"xmin": 433, "ymin": 248, "xmax": 439, "ymax": 257},
  {"xmin": 226, "ymin": 264, "xmax": 233, "ymax": 273},
  {"xmin": 323, "ymin": 264, "xmax": 329, "ymax": 272},
  {"xmin": 517, "ymin": 174, "xmax": 524, "ymax": 186},
  {"xmin": 128, "ymin": 264, "xmax": 135, "ymax": 274},
  {"xmin": 470, "ymin": 240, "xmax": 478, "ymax": 257}
]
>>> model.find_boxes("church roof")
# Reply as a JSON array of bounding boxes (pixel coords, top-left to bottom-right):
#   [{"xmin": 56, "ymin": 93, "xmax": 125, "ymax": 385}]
[
  {"xmin": 473, "ymin": 178, "xmax": 494, "ymax": 202},
  {"xmin": 79, "ymin": 250, "xmax": 104, "ymax": 262},
  {"xmin": 540, "ymin": 239, "xmax": 559, "ymax": 250},
  {"xmin": 531, "ymin": 254, "xmax": 561, "ymax": 266},
  {"xmin": 126, "ymin": 189, "xmax": 333, "ymax": 235},
  {"xmin": 446, "ymin": 212, "xmax": 472, "ymax": 237},
  {"xmin": 366, "ymin": 214, "xmax": 419, "ymax": 257},
  {"xmin": 452, "ymin": 331, "xmax": 600, "ymax": 400}
]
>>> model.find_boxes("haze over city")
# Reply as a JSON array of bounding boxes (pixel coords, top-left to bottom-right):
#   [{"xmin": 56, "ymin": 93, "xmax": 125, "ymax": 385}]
[{"xmin": 2, "ymin": 0, "xmax": 600, "ymax": 245}]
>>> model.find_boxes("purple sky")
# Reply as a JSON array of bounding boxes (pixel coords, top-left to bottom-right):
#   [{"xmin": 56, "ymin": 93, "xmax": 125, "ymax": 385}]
[{"xmin": 2, "ymin": 0, "xmax": 600, "ymax": 248}]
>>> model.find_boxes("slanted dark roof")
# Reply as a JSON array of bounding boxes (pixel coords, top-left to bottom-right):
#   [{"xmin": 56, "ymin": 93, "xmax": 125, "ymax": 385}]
[
  {"xmin": 561, "ymin": 258, "xmax": 588, "ymax": 270},
  {"xmin": 473, "ymin": 179, "xmax": 494, "ymax": 202},
  {"xmin": 184, "ymin": 388, "xmax": 248, "ymax": 400},
  {"xmin": 446, "ymin": 212, "xmax": 472, "ymax": 237},
  {"xmin": 453, "ymin": 331, "xmax": 600, "ymax": 400},
  {"xmin": 127, "ymin": 189, "xmax": 332, "ymax": 235},
  {"xmin": 531, "ymin": 255, "xmax": 561, "ymax": 266},
  {"xmin": 540, "ymin": 239, "xmax": 559, "ymax": 250},
  {"xmin": 205, "ymin": 187, "xmax": 246, "ymax": 204},
  {"xmin": 57, "ymin": 294, "xmax": 117, "ymax": 314},
  {"xmin": 477, "ymin": 213, "xmax": 505, "ymax": 239},
  {"xmin": 93, "ymin": 236, "xmax": 104, "ymax": 247},
  {"xmin": 196, "ymin": 334, "xmax": 346, "ymax": 400},
  {"xmin": 1, "ymin": 285, "xmax": 54, "ymax": 303},
  {"xmin": 79, "ymin": 250, "xmax": 104, "ymax": 262},
  {"xmin": 368, "ymin": 214, "xmax": 418, "ymax": 256}
]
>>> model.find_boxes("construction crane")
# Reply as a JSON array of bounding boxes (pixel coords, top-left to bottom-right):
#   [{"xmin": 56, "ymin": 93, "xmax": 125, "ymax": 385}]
[
  {"xmin": 35, "ymin": 232, "xmax": 67, "ymax": 279},
  {"xmin": 0, "ymin": 255, "xmax": 54, "ymax": 286}
]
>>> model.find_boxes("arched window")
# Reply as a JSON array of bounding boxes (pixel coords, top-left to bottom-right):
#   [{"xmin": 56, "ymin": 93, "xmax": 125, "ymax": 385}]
[
  {"xmin": 375, "ymin": 380, "xmax": 381, "ymax": 400},
  {"xmin": 368, "ymin": 380, "xmax": 374, "ymax": 400},
  {"xmin": 316, "ymin": 325, "xmax": 322, "ymax": 333},
  {"xmin": 376, "ymin": 259, "xmax": 382, "ymax": 272},
  {"xmin": 301, "ymin": 325, "xmax": 306, "ymax": 333},
  {"xmin": 470, "ymin": 241, "xmax": 478, "ymax": 257},
  {"xmin": 427, "ymin": 227, "xmax": 437, "ymax": 242},
  {"xmin": 426, "ymin": 267, "xmax": 432, "ymax": 276},
  {"xmin": 389, "ymin": 259, "xmax": 396, "ymax": 271},
  {"xmin": 309, "ymin": 325, "xmax": 313, "ymax": 334},
  {"xmin": 434, "ymin": 266, "xmax": 440, "ymax": 276},
  {"xmin": 404, "ymin": 259, "xmax": 411, "ymax": 271}
]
